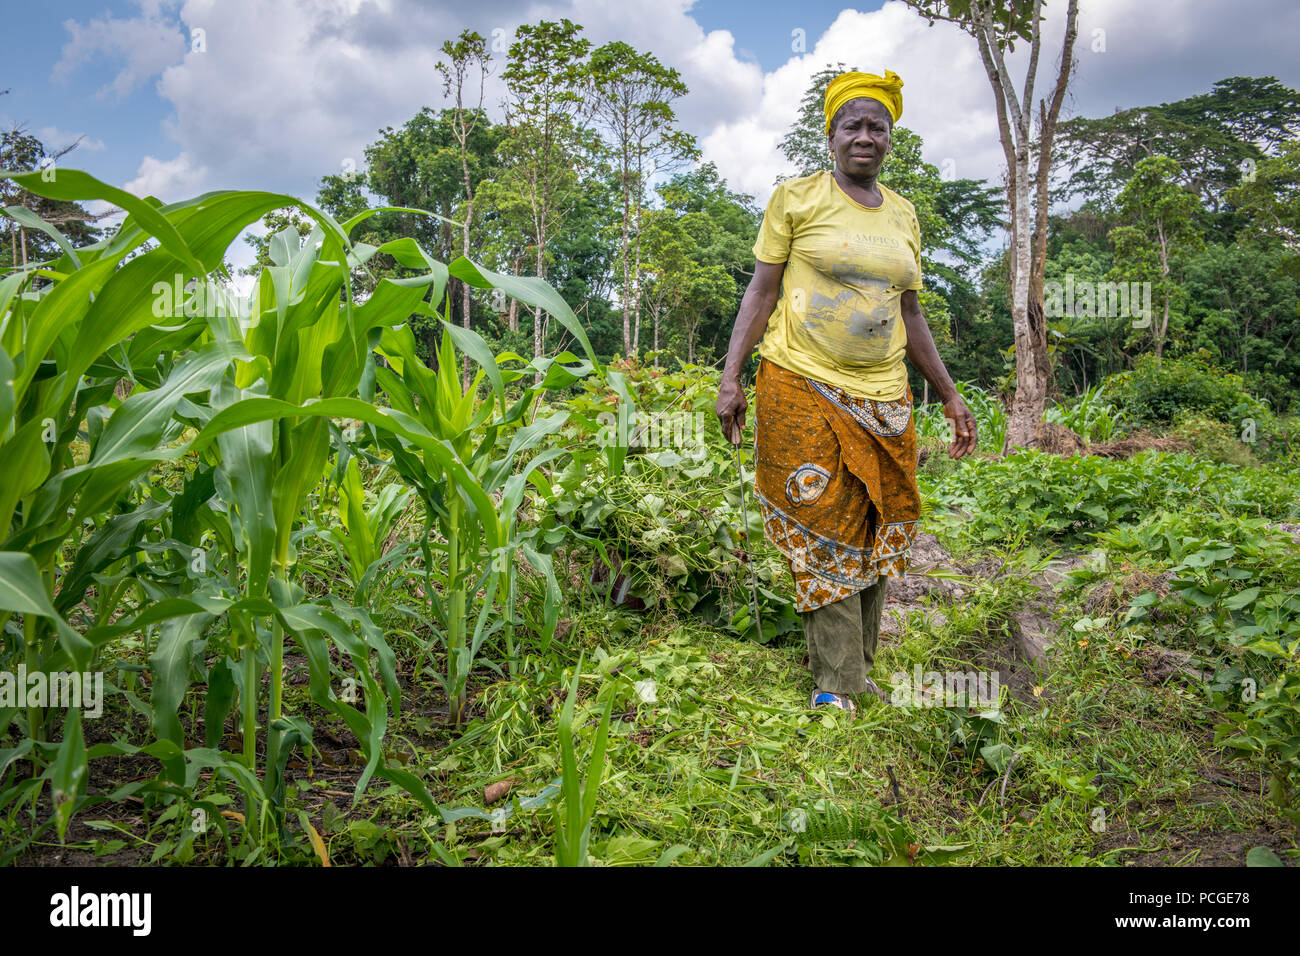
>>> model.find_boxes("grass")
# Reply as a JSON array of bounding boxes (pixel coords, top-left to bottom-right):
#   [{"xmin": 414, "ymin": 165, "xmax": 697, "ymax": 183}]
[
  {"xmin": 273, "ymin": 527, "xmax": 1289, "ymax": 867},
  {"xmin": 9, "ymin": 503, "xmax": 1291, "ymax": 866}
]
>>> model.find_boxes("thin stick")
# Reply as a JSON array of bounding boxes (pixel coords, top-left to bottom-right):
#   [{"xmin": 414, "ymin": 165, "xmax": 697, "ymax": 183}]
[
  {"xmin": 885, "ymin": 765, "xmax": 904, "ymax": 817},
  {"xmin": 998, "ymin": 752, "xmax": 1022, "ymax": 805},
  {"xmin": 733, "ymin": 440, "xmax": 763, "ymax": 640}
]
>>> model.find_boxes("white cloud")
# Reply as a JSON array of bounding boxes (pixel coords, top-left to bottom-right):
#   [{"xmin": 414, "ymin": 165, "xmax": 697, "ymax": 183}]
[
  {"xmin": 53, "ymin": 0, "xmax": 189, "ymax": 100},
  {"xmin": 35, "ymin": 127, "xmax": 107, "ymax": 153},
  {"xmin": 695, "ymin": 2, "xmax": 1031, "ymax": 204},
  {"xmin": 123, "ymin": 153, "xmax": 208, "ymax": 199},
  {"xmin": 49, "ymin": 0, "xmax": 1300, "ymax": 226}
]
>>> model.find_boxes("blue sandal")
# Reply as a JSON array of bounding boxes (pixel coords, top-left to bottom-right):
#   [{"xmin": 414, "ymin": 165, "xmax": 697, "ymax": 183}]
[{"xmin": 810, "ymin": 689, "xmax": 856, "ymax": 712}]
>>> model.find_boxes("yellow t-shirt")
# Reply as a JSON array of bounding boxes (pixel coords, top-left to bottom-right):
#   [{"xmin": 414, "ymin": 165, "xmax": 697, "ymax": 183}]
[{"xmin": 752, "ymin": 170, "xmax": 922, "ymax": 401}]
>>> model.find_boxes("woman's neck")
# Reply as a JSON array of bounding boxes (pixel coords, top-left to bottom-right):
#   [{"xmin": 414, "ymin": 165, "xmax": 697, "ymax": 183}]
[
  {"xmin": 834, "ymin": 167, "xmax": 879, "ymax": 192},
  {"xmin": 832, "ymin": 167, "xmax": 883, "ymax": 206}
]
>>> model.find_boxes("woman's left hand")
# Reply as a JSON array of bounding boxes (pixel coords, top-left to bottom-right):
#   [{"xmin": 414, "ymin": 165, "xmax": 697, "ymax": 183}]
[{"xmin": 943, "ymin": 394, "xmax": 977, "ymax": 458}]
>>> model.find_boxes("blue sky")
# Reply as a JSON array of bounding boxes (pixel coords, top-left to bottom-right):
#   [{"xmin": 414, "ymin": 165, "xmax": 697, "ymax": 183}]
[
  {"xmin": 691, "ymin": 0, "xmax": 890, "ymax": 70},
  {"xmin": 5, "ymin": 0, "xmax": 1299, "ymax": 269},
  {"xmin": 3, "ymin": 0, "xmax": 173, "ymax": 187}
]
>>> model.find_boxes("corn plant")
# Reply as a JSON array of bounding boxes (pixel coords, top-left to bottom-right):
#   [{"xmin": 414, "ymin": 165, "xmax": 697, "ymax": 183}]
[
  {"xmin": 554, "ymin": 653, "xmax": 613, "ymax": 867},
  {"xmin": 319, "ymin": 453, "xmax": 414, "ymax": 605},
  {"xmin": 0, "ymin": 167, "xmax": 609, "ymax": 853},
  {"xmin": 1045, "ymin": 383, "xmax": 1130, "ymax": 443}
]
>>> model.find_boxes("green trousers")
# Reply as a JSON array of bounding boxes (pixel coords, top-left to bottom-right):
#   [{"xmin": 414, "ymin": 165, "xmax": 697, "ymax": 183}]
[{"xmin": 802, "ymin": 576, "xmax": 888, "ymax": 695}]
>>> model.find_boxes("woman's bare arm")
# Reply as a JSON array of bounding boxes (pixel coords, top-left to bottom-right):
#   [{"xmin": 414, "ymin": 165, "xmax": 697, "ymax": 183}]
[
  {"xmin": 901, "ymin": 289, "xmax": 977, "ymax": 458},
  {"xmin": 716, "ymin": 260, "xmax": 786, "ymax": 445}
]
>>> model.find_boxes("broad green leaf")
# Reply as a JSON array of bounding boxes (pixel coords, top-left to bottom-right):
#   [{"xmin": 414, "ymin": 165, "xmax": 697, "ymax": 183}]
[
  {"xmin": 2, "ymin": 168, "xmax": 201, "ymax": 275},
  {"xmin": 0, "ymin": 552, "xmax": 90, "ymax": 668},
  {"xmin": 441, "ymin": 319, "xmax": 504, "ymax": 411},
  {"xmin": 50, "ymin": 708, "xmax": 86, "ymax": 842},
  {"xmin": 0, "ymin": 344, "xmax": 12, "ymax": 435},
  {"xmin": 90, "ymin": 340, "xmax": 243, "ymax": 466},
  {"xmin": 1, "ymin": 204, "xmax": 81, "ymax": 267},
  {"xmin": 149, "ymin": 611, "xmax": 218, "ymax": 782},
  {"xmin": 212, "ymin": 380, "xmax": 276, "ymax": 598},
  {"xmin": 1246, "ymin": 846, "xmax": 1284, "ymax": 866},
  {"xmin": 449, "ymin": 257, "xmax": 596, "ymax": 367}
]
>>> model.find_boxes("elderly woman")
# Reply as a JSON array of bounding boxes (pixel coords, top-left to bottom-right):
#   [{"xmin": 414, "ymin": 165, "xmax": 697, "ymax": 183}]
[{"xmin": 715, "ymin": 69, "xmax": 976, "ymax": 712}]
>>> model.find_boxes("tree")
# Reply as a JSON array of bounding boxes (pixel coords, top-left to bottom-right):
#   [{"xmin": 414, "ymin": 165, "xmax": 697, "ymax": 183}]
[
  {"xmin": 363, "ymin": 107, "xmax": 500, "ymax": 270},
  {"xmin": 1056, "ymin": 77, "xmax": 1300, "ymax": 214},
  {"xmin": 1, "ymin": 123, "xmax": 102, "ymax": 272},
  {"xmin": 469, "ymin": 176, "xmax": 535, "ymax": 336},
  {"xmin": 1042, "ymin": 235, "xmax": 1121, "ymax": 389},
  {"xmin": 1108, "ymin": 155, "xmax": 1204, "ymax": 359},
  {"xmin": 904, "ymin": 0, "xmax": 1081, "ymax": 451},
  {"xmin": 588, "ymin": 41, "xmax": 697, "ymax": 356},
  {"xmin": 501, "ymin": 18, "xmax": 594, "ymax": 369},
  {"xmin": 1228, "ymin": 137, "xmax": 1300, "ymax": 277},
  {"xmin": 438, "ymin": 30, "xmax": 492, "ymax": 383},
  {"xmin": 639, "ymin": 208, "xmax": 736, "ymax": 364},
  {"xmin": 1181, "ymin": 240, "xmax": 1299, "ymax": 408},
  {"xmin": 319, "ymin": 107, "xmax": 502, "ymax": 356},
  {"xmin": 654, "ymin": 164, "xmax": 759, "ymax": 357},
  {"xmin": 777, "ymin": 63, "xmax": 852, "ymax": 179}
]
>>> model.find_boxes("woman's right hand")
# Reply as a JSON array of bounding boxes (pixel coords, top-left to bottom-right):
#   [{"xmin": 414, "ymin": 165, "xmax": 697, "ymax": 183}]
[{"xmin": 715, "ymin": 374, "xmax": 748, "ymax": 446}]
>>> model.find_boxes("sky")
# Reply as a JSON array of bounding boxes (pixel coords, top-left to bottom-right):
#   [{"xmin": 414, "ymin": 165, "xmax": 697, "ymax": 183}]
[{"xmin": 4, "ymin": 0, "xmax": 1300, "ymax": 271}]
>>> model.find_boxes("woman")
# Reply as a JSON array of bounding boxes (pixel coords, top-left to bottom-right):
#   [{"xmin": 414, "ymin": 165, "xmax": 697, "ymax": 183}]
[{"xmin": 715, "ymin": 69, "xmax": 977, "ymax": 712}]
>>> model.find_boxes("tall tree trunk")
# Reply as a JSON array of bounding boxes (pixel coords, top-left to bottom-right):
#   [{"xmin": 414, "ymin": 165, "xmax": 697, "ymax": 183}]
[
  {"xmin": 508, "ymin": 253, "xmax": 521, "ymax": 332},
  {"xmin": 1156, "ymin": 220, "xmax": 1169, "ymax": 360},
  {"xmin": 460, "ymin": 146, "xmax": 475, "ymax": 391},
  {"xmin": 534, "ymin": 225, "xmax": 546, "ymax": 383},
  {"xmin": 632, "ymin": 166, "xmax": 644, "ymax": 358},
  {"xmin": 620, "ymin": 149, "xmax": 632, "ymax": 355},
  {"xmin": 966, "ymin": 0, "xmax": 1078, "ymax": 451}
]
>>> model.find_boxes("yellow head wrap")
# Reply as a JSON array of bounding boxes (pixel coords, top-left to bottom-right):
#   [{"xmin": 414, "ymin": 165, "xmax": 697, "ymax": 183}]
[{"xmin": 824, "ymin": 70, "xmax": 904, "ymax": 134}]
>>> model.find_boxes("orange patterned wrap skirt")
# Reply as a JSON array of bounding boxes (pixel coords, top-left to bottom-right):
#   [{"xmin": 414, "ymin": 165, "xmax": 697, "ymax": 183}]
[{"xmin": 753, "ymin": 358, "xmax": 921, "ymax": 612}]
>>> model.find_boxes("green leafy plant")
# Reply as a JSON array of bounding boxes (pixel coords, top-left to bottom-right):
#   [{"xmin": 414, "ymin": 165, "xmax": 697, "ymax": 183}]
[
  {"xmin": 554, "ymin": 654, "xmax": 614, "ymax": 866},
  {"xmin": 1045, "ymin": 383, "xmax": 1130, "ymax": 443},
  {"xmin": 0, "ymin": 166, "xmax": 610, "ymax": 854}
]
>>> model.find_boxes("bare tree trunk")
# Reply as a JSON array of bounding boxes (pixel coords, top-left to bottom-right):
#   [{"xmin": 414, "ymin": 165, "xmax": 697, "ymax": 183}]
[
  {"xmin": 460, "ymin": 153, "xmax": 475, "ymax": 391},
  {"xmin": 508, "ymin": 253, "xmax": 521, "ymax": 332},
  {"xmin": 534, "ymin": 225, "xmax": 546, "ymax": 383},
  {"xmin": 1156, "ymin": 220, "xmax": 1169, "ymax": 360},
  {"xmin": 965, "ymin": 0, "xmax": 1077, "ymax": 451},
  {"xmin": 632, "ymin": 166, "xmax": 644, "ymax": 359},
  {"xmin": 620, "ymin": 147, "xmax": 632, "ymax": 355},
  {"xmin": 653, "ymin": 308, "xmax": 659, "ymax": 366}
]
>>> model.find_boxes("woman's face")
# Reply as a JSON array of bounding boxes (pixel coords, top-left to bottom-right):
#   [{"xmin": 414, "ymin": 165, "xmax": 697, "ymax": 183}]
[{"xmin": 829, "ymin": 98, "xmax": 892, "ymax": 179}]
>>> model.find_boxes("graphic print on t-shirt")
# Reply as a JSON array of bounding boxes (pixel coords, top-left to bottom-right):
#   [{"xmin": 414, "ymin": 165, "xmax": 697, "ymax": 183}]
[{"xmin": 797, "ymin": 232, "xmax": 918, "ymax": 367}]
